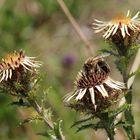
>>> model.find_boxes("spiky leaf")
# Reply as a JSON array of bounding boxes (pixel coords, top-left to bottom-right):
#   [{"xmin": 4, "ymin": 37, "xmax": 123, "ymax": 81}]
[
  {"xmin": 76, "ymin": 121, "xmax": 103, "ymax": 133},
  {"xmin": 54, "ymin": 120, "xmax": 65, "ymax": 140},
  {"xmin": 128, "ymin": 67, "xmax": 140, "ymax": 79},
  {"xmin": 20, "ymin": 116, "xmax": 42, "ymax": 125},
  {"xmin": 37, "ymin": 131, "xmax": 57, "ymax": 140},
  {"xmin": 109, "ymin": 103, "xmax": 130, "ymax": 118},
  {"xmin": 71, "ymin": 115, "xmax": 94, "ymax": 128}
]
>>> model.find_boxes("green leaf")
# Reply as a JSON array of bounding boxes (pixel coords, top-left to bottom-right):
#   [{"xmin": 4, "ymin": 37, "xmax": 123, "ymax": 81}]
[
  {"xmin": 76, "ymin": 121, "xmax": 103, "ymax": 133},
  {"xmin": 37, "ymin": 131, "xmax": 57, "ymax": 140},
  {"xmin": 115, "ymin": 56, "xmax": 127, "ymax": 74},
  {"xmin": 99, "ymin": 49, "xmax": 118, "ymax": 56},
  {"xmin": 71, "ymin": 115, "xmax": 94, "ymax": 128},
  {"xmin": 54, "ymin": 120, "xmax": 65, "ymax": 140},
  {"xmin": 19, "ymin": 116, "xmax": 42, "ymax": 125},
  {"xmin": 37, "ymin": 120, "xmax": 65, "ymax": 140},
  {"xmin": 110, "ymin": 103, "xmax": 130, "ymax": 118},
  {"xmin": 123, "ymin": 89, "xmax": 135, "ymax": 140},
  {"xmin": 10, "ymin": 99, "xmax": 31, "ymax": 107},
  {"xmin": 127, "ymin": 45, "xmax": 140, "ymax": 58},
  {"xmin": 115, "ymin": 120, "xmax": 131, "ymax": 128},
  {"xmin": 128, "ymin": 66, "xmax": 140, "ymax": 79},
  {"xmin": 43, "ymin": 108, "xmax": 53, "ymax": 123},
  {"xmin": 123, "ymin": 125, "xmax": 133, "ymax": 140}
]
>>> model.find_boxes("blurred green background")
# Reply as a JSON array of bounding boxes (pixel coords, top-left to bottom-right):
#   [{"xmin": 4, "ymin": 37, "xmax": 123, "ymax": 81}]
[{"xmin": 0, "ymin": 0, "xmax": 140, "ymax": 140}]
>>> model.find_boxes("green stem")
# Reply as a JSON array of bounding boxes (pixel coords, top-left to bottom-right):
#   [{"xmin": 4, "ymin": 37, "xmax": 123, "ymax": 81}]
[
  {"xmin": 27, "ymin": 97, "xmax": 66, "ymax": 140},
  {"xmin": 124, "ymin": 87, "xmax": 135, "ymax": 139},
  {"xmin": 122, "ymin": 69, "xmax": 135, "ymax": 139},
  {"xmin": 27, "ymin": 97, "xmax": 54, "ymax": 129},
  {"xmin": 105, "ymin": 126, "xmax": 114, "ymax": 140},
  {"xmin": 99, "ymin": 113, "xmax": 115, "ymax": 140}
]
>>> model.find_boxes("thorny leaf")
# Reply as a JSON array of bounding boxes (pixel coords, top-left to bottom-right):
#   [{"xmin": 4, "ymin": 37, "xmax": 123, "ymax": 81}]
[
  {"xmin": 43, "ymin": 108, "xmax": 53, "ymax": 122},
  {"xmin": 37, "ymin": 131, "xmax": 57, "ymax": 140},
  {"xmin": 99, "ymin": 49, "xmax": 118, "ymax": 56},
  {"xmin": 19, "ymin": 116, "xmax": 42, "ymax": 125},
  {"xmin": 31, "ymin": 76, "xmax": 42, "ymax": 91},
  {"xmin": 76, "ymin": 121, "xmax": 103, "ymax": 133},
  {"xmin": 123, "ymin": 125, "xmax": 134, "ymax": 140},
  {"xmin": 128, "ymin": 67, "xmax": 140, "ymax": 79},
  {"xmin": 27, "ymin": 75, "xmax": 42, "ymax": 98},
  {"xmin": 41, "ymin": 86, "xmax": 52, "ymax": 108},
  {"xmin": 71, "ymin": 115, "xmax": 94, "ymax": 128},
  {"xmin": 127, "ymin": 45, "xmax": 140, "ymax": 58},
  {"xmin": 10, "ymin": 99, "xmax": 31, "ymax": 107},
  {"xmin": 123, "ymin": 89, "xmax": 135, "ymax": 140},
  {"xmin": 115, "ymin": 120, "xmax": 131, "ymax": 128},
  {"xmin": 54, "ymin": 120, "xmax": 65, "ymax": 140},
  {"xmin": 37, "ymin": 120, "xmax": 65, "ymax": 140},
  {"xmin": 115, "ymin": 56, "xmax": 127, "ymax": 74},
  {"xmin": 109, "ymin": 103, "xmax": 130, "ymax": 118}
]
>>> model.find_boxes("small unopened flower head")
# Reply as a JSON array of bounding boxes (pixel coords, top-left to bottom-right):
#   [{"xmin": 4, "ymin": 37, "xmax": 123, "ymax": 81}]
[
  {"xmin": 62, "ymin": 54, "xmax": 76, "ymax": 69},
  {"xmin": 92, "ymin": 10, "xmax": 140, "ymax": 39},
  {"xmin": 0, "ymin": 50, "xmax": 41, "ymax": 96},
  {"xmin": 65, "ymin": 55, "xmax": 126, "ymax": 112}
]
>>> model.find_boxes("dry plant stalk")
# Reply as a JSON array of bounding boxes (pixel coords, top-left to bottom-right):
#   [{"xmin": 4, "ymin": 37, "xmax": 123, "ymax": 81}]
[{"xmin": 56, "ymin": 0, "xmax": 94, "ymax": 56}]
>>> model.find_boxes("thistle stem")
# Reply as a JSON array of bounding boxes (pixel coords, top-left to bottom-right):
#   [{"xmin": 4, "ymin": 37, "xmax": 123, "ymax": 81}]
[
  {"xmin": 106, "ymin": 128, "xmax": 115, "ymax": 140},
  {"xmin": 123, "ymin": 86, "xmax": 135, "ymax": 139},
  {"xmin": 27, "ymin": 97, "xmax": 54, "ymax": 129},
  {"xmin": 122, "ymin": 61, "xmax": 135, "ymax": 139},
  {"xmin": 27, "ymin": 97, "xmax": 66, "ymax": 140},
  {"xmin": 99, "ymin": 113, "xmax": 115, "ymax": 140}
]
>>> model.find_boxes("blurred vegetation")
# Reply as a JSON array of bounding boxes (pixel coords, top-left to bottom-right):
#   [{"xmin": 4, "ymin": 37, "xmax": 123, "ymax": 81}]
[{"xmin": 0, "ymin": 0, "xmax": 140, "ymax": 140}]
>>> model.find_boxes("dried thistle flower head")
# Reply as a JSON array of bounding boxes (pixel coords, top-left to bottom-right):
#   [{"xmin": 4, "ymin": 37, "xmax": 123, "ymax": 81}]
[
  {"xmin": 65, "ymin": 55, "xmax": 126, "ymax": 113},
  {"xmin": 92, "ymin": 11, "xmax": 140, "ymax": 39},
  {"xmin": 0, "ymin": 50, "xmax": 41, "ymax": 82},
  {"xmin": 0, "ymin": 50, "xmax": 41, "ymax": 96}
]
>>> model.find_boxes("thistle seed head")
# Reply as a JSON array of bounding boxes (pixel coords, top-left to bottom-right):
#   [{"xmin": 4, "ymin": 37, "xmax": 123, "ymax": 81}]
[
  {"xmin": 0, "ymin": 50, "xmax": 41, "ymax": 97},
  {"xmin": 65, "ymin": 55, "xmax": 126, "ymax": 113}
]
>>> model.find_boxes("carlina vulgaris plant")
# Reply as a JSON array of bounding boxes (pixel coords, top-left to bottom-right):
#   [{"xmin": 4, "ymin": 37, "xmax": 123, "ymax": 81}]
[
  {"xmin": 0, "ymin": 50, "xmax": 66, "ymax": 140},
  {"xmin": 92, "ymin": 10, "xmax": 140, "ymax": 140},
  {"xmin": 92, "ymin": 10, "xmax": 140, "ymax": 56},
  {"xmin": 64, "ymin": 55, "xmax": 126, "ymax": 140}
]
